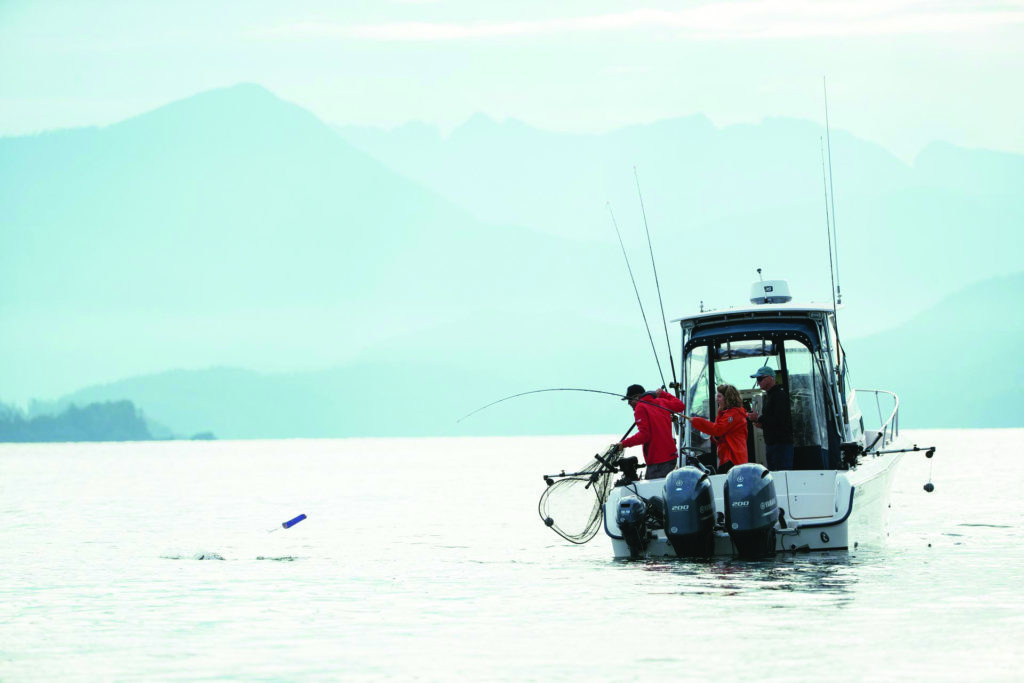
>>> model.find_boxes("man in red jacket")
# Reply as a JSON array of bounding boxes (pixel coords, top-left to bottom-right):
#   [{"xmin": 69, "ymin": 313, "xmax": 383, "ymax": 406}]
[{"xmin": 613, "ymin": 384, "xmax": 686, "ymax": 480}]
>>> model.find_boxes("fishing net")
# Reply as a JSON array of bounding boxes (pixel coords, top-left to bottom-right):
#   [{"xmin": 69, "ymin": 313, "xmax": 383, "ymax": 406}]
[{"xmin": 537, "ymin": 444, "xmax": 624, "ymax": 544}]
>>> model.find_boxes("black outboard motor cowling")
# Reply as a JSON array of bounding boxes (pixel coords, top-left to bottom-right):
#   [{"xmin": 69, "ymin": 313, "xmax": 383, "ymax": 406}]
[
  {"xmin": 724, "ymin": 463, "xmax": 779, "ymax": 558},
  {"xmin": 663, "ymin": 467, "xmax": 716, "ymax": 558},
  {"xmin": 615, "ymin": 496, "xmax": 649, "ymax": 559}
]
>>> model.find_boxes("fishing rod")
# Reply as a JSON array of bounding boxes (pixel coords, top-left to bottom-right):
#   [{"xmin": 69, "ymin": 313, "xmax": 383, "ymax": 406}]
[
  {"xmin": 457, "ymin": 387, "xmax": 686, "ymax": 424},
  {"xmin": 607, "ymin": 202, "xmax": 667, "ymax": 388},
  {"xmin": 823, "ymin": 76, "xmax": 843, "ymax": 307},
  {"xmin": 633, "ymin": 166, "xmax": 678, "ymax": 391},
  {"xmin": 817, "ymin": 135, "xmax": 848, "ymax": 435},
  {"xmin": 820, "ymin": 138, "xmax": 838, "ymax": 317},
  {"xmin": 823, "ymin": 77, "xmax": 848, "ymax": 404}
]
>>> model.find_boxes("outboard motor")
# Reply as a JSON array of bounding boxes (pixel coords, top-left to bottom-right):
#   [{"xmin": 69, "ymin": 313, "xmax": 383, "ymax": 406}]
[
  {"xmin": 662, "ymin": 467, "xmax": 716, "ymax": 558},
  {"xmin": 724, "ymin": 463, "xmax": 779, "ymax": 558},
  {"xmin": 615, "ymin": 496, "xmax": 650, "ymax": 559}
]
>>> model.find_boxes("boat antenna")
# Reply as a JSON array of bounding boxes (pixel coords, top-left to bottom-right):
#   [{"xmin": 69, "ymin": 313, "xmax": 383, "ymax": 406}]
[
  {"xmin": 633, "ymin": 166, "xmax": 678, "ymax": 390},
  {"xmin": 607, "ymin": 202, "xmax": 667, "ymax": 388},
  {"xmin": 823, "ymin": 76, "xmax": 843, "ymax": 305},
  {"xmin": 820, "ymin": 138, "xmax": 838, "ymax": 315}
]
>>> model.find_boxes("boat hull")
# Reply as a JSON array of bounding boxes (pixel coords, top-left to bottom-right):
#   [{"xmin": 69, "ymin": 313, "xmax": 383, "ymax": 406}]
[{"xmin": 604, "ymin": 448, "xmax": 906, "ymax": 559}]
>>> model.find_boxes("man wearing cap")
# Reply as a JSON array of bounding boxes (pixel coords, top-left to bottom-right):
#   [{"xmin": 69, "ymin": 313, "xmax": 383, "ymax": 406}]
[
  {"xmin": 747, "ymin": 367, "xmax": 794, "ymax": 471},
  {"xmin": 613, "ymin": 384, "xmax": 686, "ymax": 480}
]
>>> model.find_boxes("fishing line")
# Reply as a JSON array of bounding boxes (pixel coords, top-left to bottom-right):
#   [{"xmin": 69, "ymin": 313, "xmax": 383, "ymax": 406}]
[
  {"xmin": 924, "ymin": 446, "xmax": 936, "ymax": 492},
  {"xmin": 457, "ymin": 387, "xmax": 685, "ymax": 423},
  {"xmin": 607, "ymin": 202, "xmax": 666, "ymax": 388}
]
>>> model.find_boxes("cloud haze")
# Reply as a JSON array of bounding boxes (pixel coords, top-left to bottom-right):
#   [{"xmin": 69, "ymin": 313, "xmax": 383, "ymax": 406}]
[
  {"xmin": 1, "ymin": 1, "xmax": 1021, "ymax": 166},
  {"xmin": 253, "ymin": 2, "xmax": 1024, "ymax": 42}
]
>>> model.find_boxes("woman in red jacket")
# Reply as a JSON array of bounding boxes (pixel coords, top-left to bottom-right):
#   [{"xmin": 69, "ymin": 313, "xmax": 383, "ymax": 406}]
[{"xmin": 684, "ymin": 384, "xmax": 749, "ymax": 474}]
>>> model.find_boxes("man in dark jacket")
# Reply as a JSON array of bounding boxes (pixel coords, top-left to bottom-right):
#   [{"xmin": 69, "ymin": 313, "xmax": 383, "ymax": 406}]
[
  {"xmin": 614, "ymin": 384, "xmax": 686, "ymax": 479},
  {"xmin": 747, "ymin": 367, "xmax": 794, "ymax": 471}
]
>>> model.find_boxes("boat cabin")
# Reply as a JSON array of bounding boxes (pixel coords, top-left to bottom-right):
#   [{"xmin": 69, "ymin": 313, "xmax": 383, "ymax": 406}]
[{"xmin": 676, "ymin": 280, "xmax": 865, "ymax": 471}]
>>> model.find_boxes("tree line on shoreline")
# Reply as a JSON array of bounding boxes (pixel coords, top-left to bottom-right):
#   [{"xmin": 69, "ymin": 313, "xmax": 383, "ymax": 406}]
[{"xmin": 0, "ymin": 400, "xmax": 214, "ymax": 442}]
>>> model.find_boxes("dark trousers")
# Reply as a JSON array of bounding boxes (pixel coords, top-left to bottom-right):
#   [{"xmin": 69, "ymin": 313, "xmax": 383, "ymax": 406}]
[
  {"xmin": 766, "ymin": 444, "xmax": 794, "ymax": 471},
  {"xmin": 645, "ymin": 460, "xmax": 676, "ymax": 480}
]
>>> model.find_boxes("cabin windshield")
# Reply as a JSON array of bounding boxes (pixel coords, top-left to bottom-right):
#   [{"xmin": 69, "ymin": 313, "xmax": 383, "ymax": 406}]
[
  {"xmin": 682, "ymin": 332, "xmax": 833, "ymax": 468},
  {"xmin": 712, "ymin": 339, "xmax": 781, "ymax": 389}
]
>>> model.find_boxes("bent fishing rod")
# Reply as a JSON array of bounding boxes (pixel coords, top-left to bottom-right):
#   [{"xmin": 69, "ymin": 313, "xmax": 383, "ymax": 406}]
[{"xmin": 456, "ymin": 387, "xmax": 687, "ymax": 424}]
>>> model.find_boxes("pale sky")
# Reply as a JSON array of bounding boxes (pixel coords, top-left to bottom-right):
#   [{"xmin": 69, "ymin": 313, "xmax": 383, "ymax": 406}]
[{"xmin": 1, "ymin": 0, "xmax": 1022, "ymax": 160}]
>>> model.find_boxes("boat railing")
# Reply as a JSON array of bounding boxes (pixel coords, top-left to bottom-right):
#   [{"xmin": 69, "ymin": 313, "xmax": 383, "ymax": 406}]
[{"xmin": 854, "ymin": 388, "xmax": 899, "ymax": 451}]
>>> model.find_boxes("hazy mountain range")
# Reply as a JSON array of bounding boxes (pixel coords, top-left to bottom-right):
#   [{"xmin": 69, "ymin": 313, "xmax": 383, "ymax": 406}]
[
  {"xmin": 2, "ymin": 83, "xmax": 1020, "ymax": 438},
  {"xmin": 31, "ymin": 271, "xmax": 1021, "ymax": 438},
  {"xmin": 336, "ymin": 112, "xmax": 1022, "ymax": 335}
]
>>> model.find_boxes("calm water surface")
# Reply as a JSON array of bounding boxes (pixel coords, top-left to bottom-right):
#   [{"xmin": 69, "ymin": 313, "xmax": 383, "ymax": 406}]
[{"xmin": 1, "ymin": 429, "xmax": 1021, "ymax": 681}]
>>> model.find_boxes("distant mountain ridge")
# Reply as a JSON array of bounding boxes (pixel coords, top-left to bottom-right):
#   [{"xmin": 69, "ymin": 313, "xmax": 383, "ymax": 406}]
[
  {"xmin": 844, "ymin": 271, "xmax": 1024, "ymax": 429},
  {"xmin": 335, "ymin": 112, "xmax": 1022, "ymax": 341},
  {"xmin": 45, "ymin": 272, "xmax": 1024, "ymax": 437},
  {"xmin": 1, "ymin": 83, "xmax": 630, "ymax": 401},
  {"xmin": 2, "ymin": 82, "xmax": 1020, "ymax": 436},
  {"xmin": 336, "ymin": 112, "xmax": 1021, "ymax": 227}
]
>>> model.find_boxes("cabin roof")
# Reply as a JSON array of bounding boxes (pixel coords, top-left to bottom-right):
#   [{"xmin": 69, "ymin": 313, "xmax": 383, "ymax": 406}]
[{"xmin": 671, "ymin": 301, "xmax": 837, "ymax": 325}]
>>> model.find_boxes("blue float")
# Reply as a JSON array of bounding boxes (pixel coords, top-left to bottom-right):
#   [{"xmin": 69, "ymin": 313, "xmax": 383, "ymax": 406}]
[{"xmin": 281, "ymin": 513, "xmax": 306, "ymax": 529}]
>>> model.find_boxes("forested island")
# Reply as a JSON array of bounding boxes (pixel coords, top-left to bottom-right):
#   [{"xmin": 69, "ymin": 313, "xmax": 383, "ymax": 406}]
[{"xmin": 0, "ymin": 400, "xmax": 214, "ymax": 442}]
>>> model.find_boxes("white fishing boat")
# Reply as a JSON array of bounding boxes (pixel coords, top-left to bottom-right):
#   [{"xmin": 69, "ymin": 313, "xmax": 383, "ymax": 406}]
[{"xmin": 539, "ymin": 278, "xmax": 934, "ymax": 559}]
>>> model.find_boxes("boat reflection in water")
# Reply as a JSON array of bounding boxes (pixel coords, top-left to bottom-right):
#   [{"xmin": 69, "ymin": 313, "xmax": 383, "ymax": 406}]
[{"xmin": 635, "ymin": 551, "xmax": 861, "ymax": 602}]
